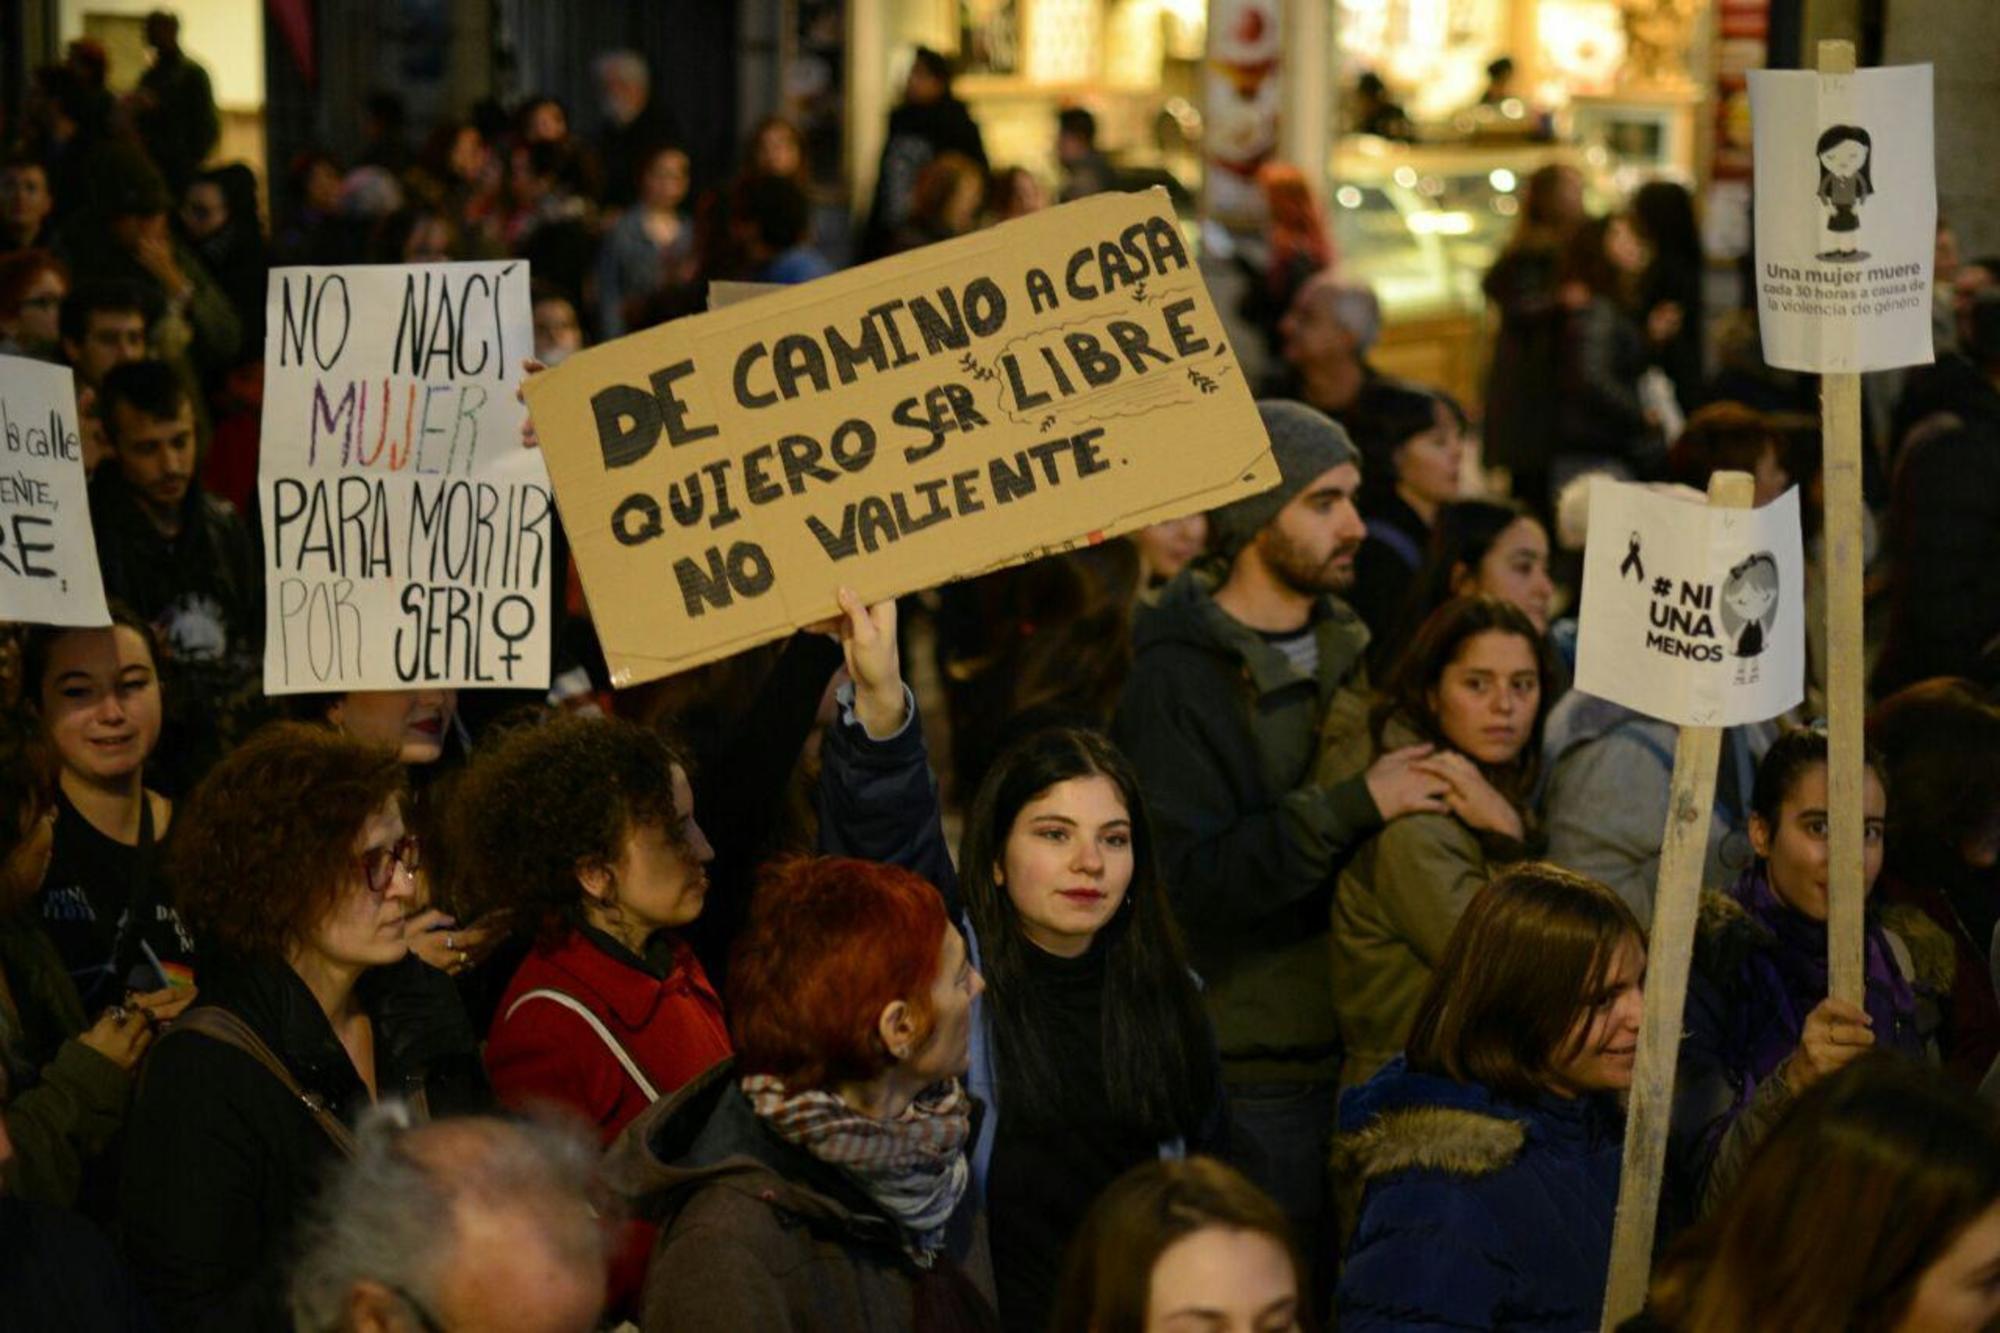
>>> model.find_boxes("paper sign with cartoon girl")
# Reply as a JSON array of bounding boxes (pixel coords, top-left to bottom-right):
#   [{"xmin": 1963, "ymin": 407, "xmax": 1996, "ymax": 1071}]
[
  {"xmin": 1576, "ymin": 479, "xmax": 1804, "ymax": 727},
  {"xmin": 1721, "ymin": 551, "xmax": 1781, "ymax": 683},
  {"xmin": 1747, "ymin": 63, "xmax": 1934, "ymax": 374},
  {"xmin": 1816, "ymin": 124, "xmax": 1873, "ymax": 262}
]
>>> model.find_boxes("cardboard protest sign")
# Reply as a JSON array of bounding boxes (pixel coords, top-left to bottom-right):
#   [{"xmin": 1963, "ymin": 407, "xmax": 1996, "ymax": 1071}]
[
  {"xmin": 1749, "ymin": 64, "xmax": 1935, "ymax": 372},
  {"xmin": 258, "ymin": 261, "xmax": 553, "ymax": 694},
  {"xmin": 525, "ymin": 188, "xmax": 1277, "ymax": 687},
  {"xmin": 708, "ymin": 281, "xmax": 782, "ymax": 310},
  {"xmin": 0, "ymin": 355, "xmax": 109, "ymax": 627},
  {"xmin": 1575, "ymin": 479, "xmax": 1804, "ymax": 727}
]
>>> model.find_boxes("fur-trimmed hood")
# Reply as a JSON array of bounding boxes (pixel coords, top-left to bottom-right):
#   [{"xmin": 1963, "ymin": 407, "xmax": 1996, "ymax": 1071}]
[
  {"xmin": 1333, "ymin": 1057, "xmax": 1618, "ymax": 1185},
  {"xmin": 1333, "ymin": 1058, "xmax": 1625, "ymax": 1331},
  {"xmin": 1333, "ymin": 1101, "xmax": 1528, "ymax": 1184}
]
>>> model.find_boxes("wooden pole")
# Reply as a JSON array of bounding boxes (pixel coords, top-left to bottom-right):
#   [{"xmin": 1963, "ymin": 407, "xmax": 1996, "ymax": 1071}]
[
  {"xmin": 1600, "ymin": 469, "xmax": 1756, "ymax": 1331},
  {"xmin": 1818, "ymin": 38, "xmax": 1868, "ymax": 1009}
]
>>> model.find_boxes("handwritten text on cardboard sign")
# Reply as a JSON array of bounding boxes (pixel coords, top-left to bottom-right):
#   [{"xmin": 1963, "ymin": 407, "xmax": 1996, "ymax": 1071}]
[{"xmin": 525, "ymin": 189, "xmax": 1277, "ymax": 686}]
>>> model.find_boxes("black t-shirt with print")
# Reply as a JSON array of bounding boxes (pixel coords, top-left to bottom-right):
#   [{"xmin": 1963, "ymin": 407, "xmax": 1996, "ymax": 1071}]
[{"xmin": 38, "ymin": 789, "xmax": 196, "ymax": 1010}]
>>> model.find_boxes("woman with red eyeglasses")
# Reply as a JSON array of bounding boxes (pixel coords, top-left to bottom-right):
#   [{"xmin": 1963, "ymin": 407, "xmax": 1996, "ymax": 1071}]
[{"xmin": 117, "ymin": 722, "xmax": 489, "ymax": 1333}]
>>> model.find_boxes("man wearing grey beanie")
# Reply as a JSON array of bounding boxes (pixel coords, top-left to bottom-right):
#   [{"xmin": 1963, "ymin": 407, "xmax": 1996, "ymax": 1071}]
[{"xmin": 1112, "ymin": 399, "xmax": 1452, "ymax": 1299}]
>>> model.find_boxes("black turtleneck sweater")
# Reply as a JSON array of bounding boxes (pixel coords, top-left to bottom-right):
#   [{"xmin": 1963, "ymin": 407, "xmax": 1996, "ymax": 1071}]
[{"xmin": 986, "ymin": 939, "xmax": 1157, "ymax": 1333}]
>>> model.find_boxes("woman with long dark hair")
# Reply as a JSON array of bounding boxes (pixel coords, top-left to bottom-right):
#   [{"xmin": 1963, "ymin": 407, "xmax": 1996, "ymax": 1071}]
[
  {"xmin": 817, "ymin": 592, "xmax": 1224, "ymax": 1333},
  {"xmin": 1377, "ymin": 499, "xmax": 1556, "ymax": 674},
  {"xmin": 1325, "ymin": 595, "xmax": 1558, "ymax": 1088},
  {"xmin": 1641, "ymin": 1057, "xmax": 2000, "ymax": 1332},
  {"xmin": 1554, "ymin": 212, "xmax": 1664, "ymax": 493},
  {"xmin": 1336, "ymin": 864, "xmax": 1643, "ymax": 1330},
  {"xmin": 1673, "ymin": 728, "xmax": 1947, "ymax": 1215},
  {"xmin": 175, "ymin": 163, "xmax": 268, "ymax": 367},
  {"xmin": 1631, "ymin": 180, "xmax": 1704, "ymax": 412},
  {"xmin": 1345, "ymin": 382, "xmax": 1466, "ymax": 647}
]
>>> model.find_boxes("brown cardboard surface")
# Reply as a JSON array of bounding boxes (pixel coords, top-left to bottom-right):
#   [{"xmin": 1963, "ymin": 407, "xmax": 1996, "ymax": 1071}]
[
  {"xmin": 523, "ymin": 188, "xmax": 1278, "ymax": 686},
  {"xmin": 707, "ymin": 280, "xmax": 783, "ymax": 309}
]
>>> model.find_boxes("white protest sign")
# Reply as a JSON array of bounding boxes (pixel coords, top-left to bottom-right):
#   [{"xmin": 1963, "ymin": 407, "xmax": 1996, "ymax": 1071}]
[
  {"xmin": 1575, "ymin": 479, "xmax": 1804, "ymax": 727},
  {"xmin": 259, "ymin": 262, "xmax": 552, "ymax": 694},
  {"xmin": 0, "ymin": 355, "xmax": 109, "ymax": 627},
  {"xmin": 1749, "ymin": 63, "xmax": 1935, "ymax": 372}
]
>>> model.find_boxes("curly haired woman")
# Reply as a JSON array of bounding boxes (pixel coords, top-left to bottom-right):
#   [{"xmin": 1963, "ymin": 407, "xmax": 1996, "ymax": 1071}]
[{"xmin": 119, "ymin": 723, "xmax": 487, "ymax": 1333}]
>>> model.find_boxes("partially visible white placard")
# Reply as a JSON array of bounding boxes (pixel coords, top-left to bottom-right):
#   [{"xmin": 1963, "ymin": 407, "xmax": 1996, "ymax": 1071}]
[
  {"xmin": 258, "ymin": 261, "xmax": 552, "ymax": 694},
  {"xmin": 1749, "ymin": 64, "xmax": 1935, "ymax": 372},
  {"xmin": 0, "ymin": 355, "xmax": 110, "ymax": 627},
  {"xmin": 1575, "ymin": 479, "xmax": 1805, "ymax": 728}
]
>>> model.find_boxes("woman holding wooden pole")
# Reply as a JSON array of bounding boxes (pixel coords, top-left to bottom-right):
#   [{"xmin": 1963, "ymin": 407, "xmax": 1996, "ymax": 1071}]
[{"xmin": 1670, "ymin": 729, "xmax": 1950, "ymax": 1217}]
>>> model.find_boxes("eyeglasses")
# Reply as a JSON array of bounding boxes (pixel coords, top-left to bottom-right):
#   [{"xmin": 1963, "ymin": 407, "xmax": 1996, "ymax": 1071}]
[{"xmin": 356, "ymin": 835, "xmax": 421, "ymax": 893}]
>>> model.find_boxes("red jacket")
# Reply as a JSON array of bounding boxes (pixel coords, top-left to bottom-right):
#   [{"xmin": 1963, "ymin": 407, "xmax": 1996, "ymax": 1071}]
[
  {"xmin": 486, "ymin": 927, "xmax": 732, "ymax": 1141},
  {"xmin": 487, "ymin": 928, "xmax": 733, "ymax": 1314}
]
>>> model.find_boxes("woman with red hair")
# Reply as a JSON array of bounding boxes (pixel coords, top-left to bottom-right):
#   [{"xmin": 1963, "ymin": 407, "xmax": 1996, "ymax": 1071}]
[
  {"xmin": 1259, "ymin": 162, "xmax": 1335, "ymax": 307},
  {"xmin": 0, "ymin": 248, "xmax": 67, "ymax": 361},
  {"xmin": 1239, "ymin": 161, "xmax": 1335, "ymax": 357},
  {"xmin": 607, "ymin": 853, "xmax": 995, "ymax": 1331}
]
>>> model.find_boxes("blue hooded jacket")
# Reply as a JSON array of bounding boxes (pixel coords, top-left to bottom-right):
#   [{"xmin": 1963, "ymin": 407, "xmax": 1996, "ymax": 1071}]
[{"xmin": 1335, "ymin": 1057, "xmax": 1623, "ymax": 1332}]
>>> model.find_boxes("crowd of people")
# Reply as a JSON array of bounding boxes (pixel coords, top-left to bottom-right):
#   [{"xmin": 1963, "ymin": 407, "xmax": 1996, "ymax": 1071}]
[{"xmin": 4, "ymin": 18, "xmax": 2000, "ymax": 1333}]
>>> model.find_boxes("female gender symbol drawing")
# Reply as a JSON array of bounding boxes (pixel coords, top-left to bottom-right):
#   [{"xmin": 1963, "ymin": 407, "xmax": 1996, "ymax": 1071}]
[
  {"xmin": 1816, "ymin": 124, "xmax": 1874, "ymax": 263},
  {"xmin": 1720, "ymin": 552, "xmax": 1781, "ymax": 659}
]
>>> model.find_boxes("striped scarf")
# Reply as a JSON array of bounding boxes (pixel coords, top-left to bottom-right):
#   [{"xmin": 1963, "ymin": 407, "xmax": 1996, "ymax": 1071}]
[{"xmin": 742, "ymin": 1074, "xmax": 972, "ymax": 1262}]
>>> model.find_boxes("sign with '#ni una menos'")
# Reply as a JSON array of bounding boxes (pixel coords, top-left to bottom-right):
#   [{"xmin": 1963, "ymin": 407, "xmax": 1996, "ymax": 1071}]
[
  {"xmin": 1749, "ymin": 63, "xmax": 1936, "ymax": 373},
  {"xmin": 0, "ymin": 355, "xmax": 109, "ymax": 627},
  {"xmin": 258, "ymin": 261, "xmax": 553, "ymax": 694},
  {"xmin": 525, "ymin": 188, "xmax": 1278, "ymax": 687},
  {"xmin": 1575, "ymin": 479, "xmax": 1805, "ymax": 728}
]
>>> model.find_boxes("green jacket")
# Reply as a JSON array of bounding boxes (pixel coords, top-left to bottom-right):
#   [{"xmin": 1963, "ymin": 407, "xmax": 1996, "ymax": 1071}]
[
  {"xmin": 0, "ymin": 917, "xmax": 130, "ymax": 1205},
  {"xmin": 1113, "ymin": 566, "xmax": 1382, "ymax": 1083},
  {"xmin": 1324, "ymin": 715, "xmax": 1528, "ymax": 1090}
]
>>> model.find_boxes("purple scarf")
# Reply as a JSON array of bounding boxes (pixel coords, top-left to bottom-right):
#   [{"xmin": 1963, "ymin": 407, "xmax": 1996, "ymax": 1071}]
[{"xmin": 1729, "ymin": 864, "xmax": 1921, "ymax": 1083}]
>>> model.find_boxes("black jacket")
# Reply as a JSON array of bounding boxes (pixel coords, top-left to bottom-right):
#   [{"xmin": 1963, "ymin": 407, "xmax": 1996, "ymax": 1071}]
[
  {"xmin": 1481, "ymin": 244, "xmax": 1567, "ymax": 474},
  {"xmin": 1558, "ymin": 296, "xmax": 1660, "ymax": 469},
  {"xmin": 1112, "ymin": 569, "xmax": 1383, "ymax": 1082},
  {"xmin": 861, "ymin": 98, "xmax": 989, "ymax": 261},
  {"xmin": 1351, "ymin": 489, "xmax": 1430, "ymax": 655},
  {"xmin": 0, "ymin": 1195, "xmax": 156, "ymax": 1331},
  {"xmin": 89, "ymin": 472, "xmax": 269, "ymax": 794},
  {"xmin": 118, "ymin": 953, "xmax": 487, "ymax": 1332}
]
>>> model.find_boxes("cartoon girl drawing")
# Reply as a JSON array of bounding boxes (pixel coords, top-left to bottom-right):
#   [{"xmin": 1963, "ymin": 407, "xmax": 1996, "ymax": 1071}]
[
  {"xmin": 1720, "ymin": 552, "xmax": 1781, "ymax": 659},
  {"xmin": 1816, "ymin": 124, "xmax": 1874, "ymax": 262}
]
